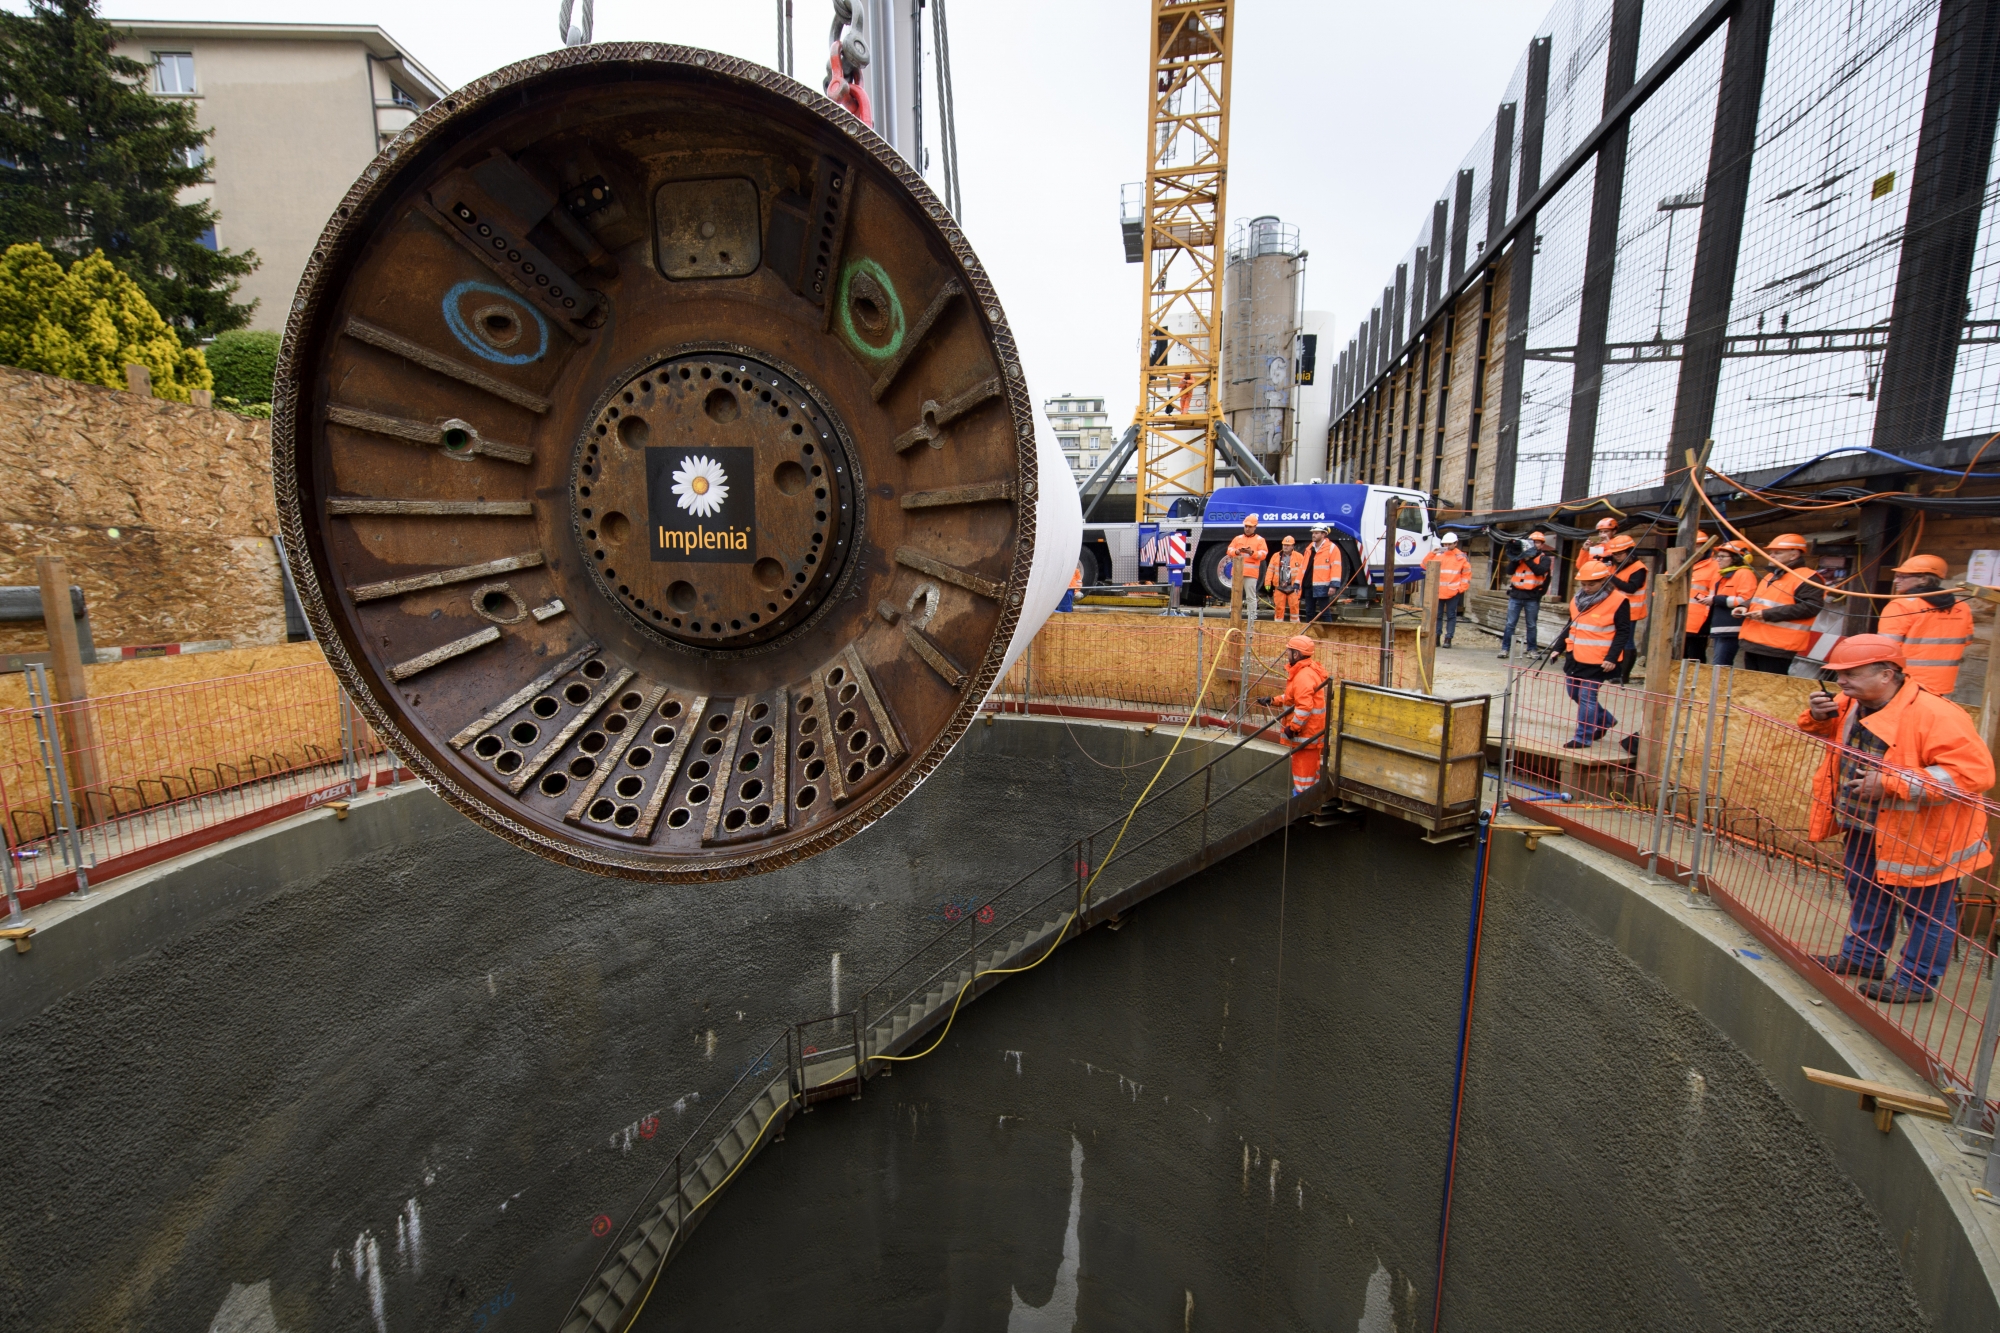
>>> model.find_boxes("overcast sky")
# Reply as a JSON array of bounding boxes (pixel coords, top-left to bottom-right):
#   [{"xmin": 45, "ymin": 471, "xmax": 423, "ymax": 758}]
[{"xmin": 92, "ymin": 0, "xmax": 1555, "ymax": 424}]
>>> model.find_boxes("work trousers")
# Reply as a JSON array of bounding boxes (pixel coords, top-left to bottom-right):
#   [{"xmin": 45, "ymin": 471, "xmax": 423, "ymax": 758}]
[
  {"xmin": 1301, "ymin": 591, "xmax": 1330, "ymax": 625},
  {"xmin": 1709, "ymin": 632, "xmax": 1740, "ymax": 667},
  {"xmin": 1682, "ymin": 629, "xmax": 1710, "ymax": 662},
  {"xmin": 1837, "ymin": 827, "xmax": 1957, "ymax": 991},
  {"xmin": 1057, "ymin": 589, "xmax": 1076, "ymax": 613},
  {"xmin": 1743, "ymin": 648, "xmax": 1795, "ymax": 675},
  {"xmin": 1499, "ymin": 596, "xmax": 1541, "ymax": 653},
  {"xmin": 1565, "ymin": 670, "xmax": 1619, "ymax": 745},
  {"xmin": 1270, "ymin": 589, "xmax": 1300, "ymax": 621},
  {"xmin": 1438, "ymin": 593, "xmax": 1463, "ymax": 645},
  {"xmin": 1287, "ymin": 740, "xmax": 1324, "ymax": 794}
]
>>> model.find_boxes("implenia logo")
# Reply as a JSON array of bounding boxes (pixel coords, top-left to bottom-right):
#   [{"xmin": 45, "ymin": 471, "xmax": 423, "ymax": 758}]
[{"xmin": 648, "ymin": 446, "xmax": 755, "ymax": 563}]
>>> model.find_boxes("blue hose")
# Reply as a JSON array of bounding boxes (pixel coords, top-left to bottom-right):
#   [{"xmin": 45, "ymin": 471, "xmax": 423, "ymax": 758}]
[
  {"xmin": 1431, "ymin": 808, "xmax": 1493, "ymax": 1332},
  {"xmin": 1765, "ymin": 444, "xmax": 2000, "ymax": 489}
]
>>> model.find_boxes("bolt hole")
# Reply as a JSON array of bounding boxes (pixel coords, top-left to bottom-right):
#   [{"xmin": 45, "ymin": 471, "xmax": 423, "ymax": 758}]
[
  {"xmin": 752, "ymin": 725, "xmax": 773, "ymax": 746},
  {"xmin": 668, "ymin": 581, "xmax": 697, "ymax": 613},
  {"xmin": 796, "ymin": 786, "xmax": 817, "ymax": 808},
  {"xmin": 496, "ymin": 751, "xmax": 523, "ymax": 774},
  {"xmin": 667, "ymin": 808, "xmax": 691, "ymax": 828},
  {"xmin": 618, "ymin": 415, "xmax": 650, "ymax": 448},
  {"xmin": 531, "ymin": 695, "xmax": 558, "ymax": 718},
  {"xmin": 569, "ymin": 756, "xmax": 597, "ymax": 778},
  {"xmin": 589, "ymin": 799, "xmax": 616, "ymax": 822},
  {"xmin": 565, "ymin": 683, "xmax": 591, "ymax": 705},
  {"xmin": 613, "ymin": 804, "xmax": 640, "ymax": 827},
  {"xmin": 509, "ymin": 721, "xmax": 539, "ymax": 745},
  {"xmin": 540, "ymin": 772, "xmax": 568, "ymax": 797},
  {"xmin": 775, "ymin": 460, "xmax": 807, "ymax": 495},
  {"xmin": 704, "ymin": 388, "xmax": 740, "ymax": 423},
  {"xmin": 615, "ymin": 775, "xmax": 644, "ymax": 799},
  {"xmin": 580, "ymin": 732, "xmax": 607, "ymax": 754},
  {"xmin": 474, "ymin": 736, "xmax": 502, "ymax": 758}
]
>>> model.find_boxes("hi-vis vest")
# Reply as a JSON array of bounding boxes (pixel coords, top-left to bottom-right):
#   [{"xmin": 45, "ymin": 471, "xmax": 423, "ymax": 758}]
[
  {"xmin": 1424, "ymin": 549, "xmax": 1472, "ymax": 598},
  {"xmin": 1510, "ymin": 555, "xmax": 1548, "ymax": 593},
  {"xmin": 1265, "ymin": 549, "xmax": 1302, "ymax": 593},
  {"xmin": 1877, "ymin": 595, "xmax": 1975, "ymax": 694},
  {"xmin": 1614, "ymin": 558, "xmax": 1648, "ymax": 621},
  {"xmin": 1799, "ymin": 681, "xmax": 1994, "ymax": 887},
  {"xmin": 1566, "ymin": 589, "xmax": 1629, "ymax": 665},
  {"xmin": 1708, "ymin": 566, "xmax": 1757, "ymax": 634},
  {"xmin": 1305, "ymin": 540, "xmax": 1342, "ymax": 593},
  {"xmin": 1742, "ymin": 565, "xmax": 1815, "ymax": 654},
  {"xmin": 1685, "ymin": 556, "xmax": 1720, "ymax": 633}
]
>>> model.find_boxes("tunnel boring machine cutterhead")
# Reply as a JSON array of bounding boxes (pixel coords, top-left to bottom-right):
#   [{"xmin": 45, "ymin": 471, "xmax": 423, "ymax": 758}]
[{"xmin": 273, "ymin": 43, "xmax": 1078, "ymax": 881}]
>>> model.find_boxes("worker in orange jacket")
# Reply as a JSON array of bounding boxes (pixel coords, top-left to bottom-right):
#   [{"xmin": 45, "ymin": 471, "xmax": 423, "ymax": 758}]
[
  {"xmin": 1261, "ymin": 633, "xmax": 1329, "ymax": 795},
  {"xmin": 1799, "ymin": 634, "xmax": 1994, "ymax": 1002},
  {"xmin": 1561, "ymin": 558, "xmax": 1635, "ymax": 750},
  {"xmin": 1300, "ymin": 525, "xmax": 1343, "ymax": 624},
  {"xmin": 1737, "ymin": 533, "xmax": 1824, "ymax": 674},
  {"xmin": 1422, "ymin": 532, "xmax": 1474, "ymax": 647},
  {"xmin": 1875, "ymin": 554, "xmax": 1974, "ymax": 696},
  {"xmin": 1060, "ymin": 562, "xmax": 1083, "ymax": 613},
  {"xmin": 1225, "ymin": 514, "xmax": 1269, "ymax": 622},
  {"xmin": 1264, "ymin": 534, "xmax": 1304, "ymax": 621},
  {"xmin": 1703, "ymin": 541, "xmax": 1759, "ymax": 667},
  {"xmin": 1600, "ymin": 534, "xmax": 1649, "ymax": 679},
  {"xmin": 1576, "ymin": 516, "xmax": 1619, "ymax": 571},
  {"xmin": 1682, "ymin": 532, "xmax": 1718, "ymax": 662}
]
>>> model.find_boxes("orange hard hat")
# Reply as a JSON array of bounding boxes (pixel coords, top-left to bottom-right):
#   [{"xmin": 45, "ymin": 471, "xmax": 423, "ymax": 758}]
[
  {"xmin": 1577, "ymin": 559, "xmax": 1614, "ymax": 580},
  {"xmin": 1768, "ymin": 533, "xmax": 1809, "ymax": 552},
  {"xmin": 1603, "ymin": 534, "xmax": 1636, "ymax": 554},
  {"xmin": 1719, "ymin": 540, "xmax": 1749, "ymax": 555},
  {"xmin": 1529, "ymin": 530, "xmax": 1549, "ymax": 541},
  {"xmin": 1891, "ymin": 554, "xmax": 1948, "ymax": 578},
  {"xmin": 1286, "ymin": 634, "xmax": 1315, "ymax": 655},
  {"xmin": 1280, "ymin": 534, "xmax": 1296, "ymax": 544},
  {"xmin": 1594, "ymin": 518, "xmax": 1619, "ymax": 532},
  {"xmin": 1695, "ymin": 530, "xmax": 1709, "ymax": 543},
  {"xmin": 1823, "ymin": 634, "xmax": 1906, "ymax": 671},
  {"xmin": 1242, "ymin": 513, "xmax": 1259, "ymax": 525}
]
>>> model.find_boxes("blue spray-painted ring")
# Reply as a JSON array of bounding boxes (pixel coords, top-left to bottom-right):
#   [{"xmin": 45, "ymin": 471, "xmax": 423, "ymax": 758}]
[{"xmin": 442, "ymin": 280, "xmax": 549, "ymax": 365}]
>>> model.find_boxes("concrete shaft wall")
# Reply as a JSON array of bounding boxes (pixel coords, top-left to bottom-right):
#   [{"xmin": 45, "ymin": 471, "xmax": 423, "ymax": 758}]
[
  {"xmin": 651, "ymin": 814, "xmax": 1937, "ymax": 1332},
  {"xmin": 0, "ymin": 718, "xmax": 1976, "ymax": 1331}
]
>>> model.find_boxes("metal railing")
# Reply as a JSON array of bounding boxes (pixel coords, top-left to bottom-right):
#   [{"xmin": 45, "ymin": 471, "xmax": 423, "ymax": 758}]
[
  {"xmin": 1496, "ymin": 661, "xmax": 2000, "ymax": 1128},
  {"xmin": 0, "ymin": 661, "xmax": 405, "ymax": 917},
  {"xmin": 564, "ymin": 686, "xmax": 1325, "ymax": 1330}
]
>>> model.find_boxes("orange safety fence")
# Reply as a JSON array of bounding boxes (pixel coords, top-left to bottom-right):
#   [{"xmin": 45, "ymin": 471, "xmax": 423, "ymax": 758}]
[
  {"xmin": 1, "ymin": 663, "xmax": 407, "ymax": 912},
  {"xmin": 1499, "ymin": 662, "xmax": 2000, "ymax": 1124}
]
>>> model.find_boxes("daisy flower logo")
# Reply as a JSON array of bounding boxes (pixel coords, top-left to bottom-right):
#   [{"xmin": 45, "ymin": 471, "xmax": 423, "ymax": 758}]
[{"xmin": 671, "ymin": 454, "xmax": 730, "ymax": 518}]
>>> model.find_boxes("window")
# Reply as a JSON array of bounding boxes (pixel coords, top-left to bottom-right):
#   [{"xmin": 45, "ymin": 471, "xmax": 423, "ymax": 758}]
[
  {"xmin": 154, "ymin": 52, "xmax": 195, "ymax": 95},
  {"xmin": 390, "ymin": 82, "xmax": 418, "ymax": 108},
  {"xmin": 195, "ymin": 226, "xmax": 218, "ymax": 252},
  {"xmin": 183, "ymin": 144, "xmax": 206, "ymax": 171}
]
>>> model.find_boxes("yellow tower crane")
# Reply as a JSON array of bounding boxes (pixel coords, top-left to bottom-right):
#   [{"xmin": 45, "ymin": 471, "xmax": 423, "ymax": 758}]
[{"xmin": 1131, "ymin": 0, "xmax": 1234, "ymax": 521}]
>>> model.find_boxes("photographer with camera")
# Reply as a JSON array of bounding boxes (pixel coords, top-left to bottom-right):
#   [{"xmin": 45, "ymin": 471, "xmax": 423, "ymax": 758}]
[{"xmin": 1497, "ymin": 531, "xmax": 1556, "ymax": 660}]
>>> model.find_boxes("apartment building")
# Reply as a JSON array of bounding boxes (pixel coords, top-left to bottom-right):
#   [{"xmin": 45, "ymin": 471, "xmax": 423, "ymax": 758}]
[
  {"xmin": 110, "ymin": 21, "xmax": 447, "ymax": 332},
  {"xmin": 1047, "ymin": 393, "xmax": 1122, "ymax": 487}
]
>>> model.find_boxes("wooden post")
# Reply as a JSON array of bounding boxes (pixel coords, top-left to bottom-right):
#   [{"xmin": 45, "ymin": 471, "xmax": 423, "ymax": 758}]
[
  {"xmin": 1638, "ymin": 546, "xmax": 1689, "ymax": 783},
  {"xmin": 1380, "ymin": 501, "xmax": 1399, "ymax": 687},
  {"xmin": 33, "ymin": 556, "xmax": 105, "ymax": 814},
  {"xmin": 1974, "ymin": 588, "xmax": 2000, "ymax": 868},
  {"xmin": 1420, "ymin": 562, "xmax": 1441, "ymax": 694}
]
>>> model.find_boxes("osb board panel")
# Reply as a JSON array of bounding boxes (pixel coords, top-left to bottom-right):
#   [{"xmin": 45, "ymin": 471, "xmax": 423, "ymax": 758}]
[
  {"xmin": 1472, "ymin": 254, "xmax": 1509, "ymax": 513},
  {"xmin": 1434, "ymin": 285, "xmax": 1483, "ymax": 499},
  {"xmin": 992, "ymin": 612, "xmax": 1422, "ymax": 706},
  {"xmin": 0, "ymin": 365, "xmax": 284, "ymax": 653},
  {"xmin": 0, "ymin": 642, "xmax": 326, "ymax": 711},
  {"xmin": 0, "ymin": 649, "xmax": 350, "ymax": 840}
]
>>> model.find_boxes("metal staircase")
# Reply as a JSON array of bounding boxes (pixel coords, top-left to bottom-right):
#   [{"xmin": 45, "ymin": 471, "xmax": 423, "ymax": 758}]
[{"xmin": 559, "ymin": 713, "xmax": 1318, "ymax": 1333}]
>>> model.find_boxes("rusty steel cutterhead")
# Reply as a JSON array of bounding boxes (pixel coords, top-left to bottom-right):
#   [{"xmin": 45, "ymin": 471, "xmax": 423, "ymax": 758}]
[{"xmin": 273, "ymin": 44, "xmax": 1041, "ymax": 880}]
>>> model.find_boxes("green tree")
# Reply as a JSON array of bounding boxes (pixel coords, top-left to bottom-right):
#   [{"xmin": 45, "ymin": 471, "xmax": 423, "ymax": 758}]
[
  {"xmin": 0, "ymin": 0, "xmax": 256, "ymax": 340},
  {"xmin": 204, "ymin": 327, "xmax": 278, "ymax": 404},
  {"xmin": 0, "ymin": 240, "xmax": 211, "ymax": 401}
]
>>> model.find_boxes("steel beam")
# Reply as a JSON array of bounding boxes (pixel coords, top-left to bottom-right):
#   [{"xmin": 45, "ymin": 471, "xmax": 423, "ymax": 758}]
[
  {"xmin": 1493, "ymin": 37, "xmax": 1550, "ymax": 512},
  {"xmin": 1871, "ymin": 0, "xmax": 2000, "ymax": 454},
  {"xmin": 1665, "ymin": 0, "xmax": 1774, "ymax": 481},
  {"xmin": 1561, "ymin": 0, "xmax": 1644, "ymax": 502}
]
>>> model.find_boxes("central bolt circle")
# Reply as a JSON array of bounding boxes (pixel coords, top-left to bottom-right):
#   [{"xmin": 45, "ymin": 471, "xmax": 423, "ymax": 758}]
[{"xmin": 570, "ymin": 352, "xmax": 857, "ymax": 649}]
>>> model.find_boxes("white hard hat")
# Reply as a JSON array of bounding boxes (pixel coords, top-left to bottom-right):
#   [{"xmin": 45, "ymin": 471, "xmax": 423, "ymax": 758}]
[{"xmin": 1441, "ymin": 532, "xmax": 1458, "ymax": 545}]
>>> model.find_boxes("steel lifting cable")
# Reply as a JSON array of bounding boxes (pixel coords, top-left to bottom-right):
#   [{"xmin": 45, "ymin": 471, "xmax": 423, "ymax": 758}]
[{"xmin": 1431, "ymin": 807, "xmax": 1495, "ymax": 1332}]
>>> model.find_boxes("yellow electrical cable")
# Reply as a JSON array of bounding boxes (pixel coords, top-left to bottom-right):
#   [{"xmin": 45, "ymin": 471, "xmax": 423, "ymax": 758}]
[
  {"xmin": 612, "ymin": 628, "xmax": 1267, "ymax": 1333},
  {"xmin": 865, "ymin": 627, "xmax": 1246, "ymax": 1069}
]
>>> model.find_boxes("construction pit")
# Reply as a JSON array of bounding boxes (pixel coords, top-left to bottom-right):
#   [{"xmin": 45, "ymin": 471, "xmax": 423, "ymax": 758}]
[{"xmin": 4, "ymin": 713, "xmax": 1996, "ymax": 1332}]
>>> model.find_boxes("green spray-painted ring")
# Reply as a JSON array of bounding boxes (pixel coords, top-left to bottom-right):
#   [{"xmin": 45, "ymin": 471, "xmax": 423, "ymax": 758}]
[{"xmin": 835, "ymin": 257, "xmax": 906, "ymax": 361}]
